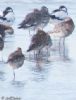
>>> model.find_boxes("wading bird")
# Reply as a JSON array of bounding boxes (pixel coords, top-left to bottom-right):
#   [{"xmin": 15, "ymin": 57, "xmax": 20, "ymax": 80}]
[
  {"xmin": 7, "ymin": 48, "xmax": 25, "ymax": 80},
  {"xmin": 27, "ymin": 29, "xmax": 52, "ymax": 58},
  {"xmin": 48, "ymin": 17, "xmax": 75, "ymax": 57}
]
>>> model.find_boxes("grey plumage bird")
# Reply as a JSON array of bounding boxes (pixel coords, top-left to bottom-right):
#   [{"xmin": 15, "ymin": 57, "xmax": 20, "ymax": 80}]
[
  {"xmin": 39, "ymin": 6, "xmax": 51, "ymax": 29},
  {"xmin": 18, "ymin": 9, "xmax": 41, "ymax": 34},
  {"xmin": 7, "ymin": 47, "xmax": 25, "ymax": 80},
  {"xmin": 18, "ymin": 6, "xmax": 54, "ymax": 34}
]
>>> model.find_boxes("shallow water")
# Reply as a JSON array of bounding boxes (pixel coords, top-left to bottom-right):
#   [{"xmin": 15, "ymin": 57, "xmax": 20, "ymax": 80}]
[{"xmin": 0, "ymin": 0, "xmax": 76, "ymax": 100}]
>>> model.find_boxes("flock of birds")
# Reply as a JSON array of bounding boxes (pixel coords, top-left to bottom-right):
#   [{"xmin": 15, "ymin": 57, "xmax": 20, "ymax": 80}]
[{"xmin": 0, "ymin": 5, "xmax": 75, "ymax": 80}]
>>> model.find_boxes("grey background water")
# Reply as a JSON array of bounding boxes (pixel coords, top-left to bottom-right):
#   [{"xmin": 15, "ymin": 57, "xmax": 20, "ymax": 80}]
[{"xmin": 0, "ymin": 0, "xmax": 76, "ymax": 100}]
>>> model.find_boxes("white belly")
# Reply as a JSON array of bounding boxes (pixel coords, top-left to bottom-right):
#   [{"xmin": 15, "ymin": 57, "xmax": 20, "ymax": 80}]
[{"xmin": 49, "ymin": 31, "xmax": 65, "ymax": 38}]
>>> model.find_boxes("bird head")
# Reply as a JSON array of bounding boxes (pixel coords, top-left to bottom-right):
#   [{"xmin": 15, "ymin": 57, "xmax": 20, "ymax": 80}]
[
  {"xmin": 3, "ymin": 7, "xmax": 13, "ymax": 17},
  {"xmin": 17, "ymin": 47, "xmax": 22, "ymax": 53},
  {"xmin": 40, "ymin": 6, "xmax": 48, "ymax": 14},
  {"xmin": 59, "ymin": 5, "xmax": 68, "ymax": 14}
]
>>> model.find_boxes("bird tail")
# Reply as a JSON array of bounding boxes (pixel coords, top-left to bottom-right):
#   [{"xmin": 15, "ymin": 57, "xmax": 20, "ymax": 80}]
[
  {"xmin": 18, "ymin": 25, "xmax": 23, "ymax": 29},
  {"xmin": 18, "ymin": 20, "xmax": 26, "ymax": 29}
]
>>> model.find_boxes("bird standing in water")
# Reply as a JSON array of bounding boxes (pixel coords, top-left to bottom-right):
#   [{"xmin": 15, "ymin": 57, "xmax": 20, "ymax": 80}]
[
  {"xmin": 27, "ymin": 29, "xmax": 52, "ymax": 58},
  {"xmin": 18, "ymin": 6, "xmax": 54, "ymax": 34},
  {"xmin": 39, "ymin": 6, "xmax": 51, "ymax": 29},
  {"xmin": 48, "ymin": 17, "xmax": 75, "ymax": 57},
  {"xmin": 7, "ymin": 48, "xmax": 25, "ymax": 80},
  {"xmin": 18, "ymin": 8, "xmax": 41, "ymax": 34}
]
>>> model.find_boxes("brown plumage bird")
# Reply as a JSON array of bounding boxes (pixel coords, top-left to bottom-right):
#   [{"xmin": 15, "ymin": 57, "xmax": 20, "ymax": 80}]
[
  {"xmin": 27, "ymin": 29, "xmax": 52, "ymax": 57},
  {"xmin": 49, "ymin": 17, "xmax": 74, "ymax": 38},
  {"xmin": 7, "ymin": 47, "xmax": 25, "ymax": 80},
  {"xmin": 48, "ymin": 17, "xmax": 75, "ymax": 56},
  {"xmin": 0, "ymin": 24, "xmax": 14, "ymax": 38}
]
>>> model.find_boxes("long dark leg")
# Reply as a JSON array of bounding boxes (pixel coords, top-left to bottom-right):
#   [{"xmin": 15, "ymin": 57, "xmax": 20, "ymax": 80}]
[
  {"xmin": 36, "ymin": 60, "xmax": 42, "ymax": 71},
  {"xmin": 29, "ymin": 29, "xmax": 30, "ymax": 35},
  {"xmin": 63, "ymin": 38, "xmax": 65, "ymax": 58},
  {"xmin": 46, "ymin": 46, "xmax": 50, "ymax": 57},
  {"xmin": 59, "ymin": 38, "xmax": 61, "ymax": 56},
  {"xmin": 46, "ymin": 46, "xmax": 50, "ymax": 62},
  {"xmin": 35, "ymin": 49, "xmax": 41, "ymax": 60},
  {"xmin": 0, "ymin": 51, "xmax": 4, "ymax": 62},
  {"xmin": 34, "ymin": 50, "xmax": 37, "ymax": 60},
  {"xmin": 13, "ymin": 70, "xmax": 15, "ymax": 81},
  {"xmin": 46, "ymin": 46, "xmax": 48, "ymax": 56}
]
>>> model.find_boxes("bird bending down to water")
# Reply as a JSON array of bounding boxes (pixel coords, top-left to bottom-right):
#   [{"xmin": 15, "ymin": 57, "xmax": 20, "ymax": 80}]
[
  {"xmin": 7, "ymin": 48, "xmax": 25, "ymax": 80},
  {"xmin": 27, "ymin": 29, "xmax": 52, "ymax": 58},
  {"xmin": 48, "ymin": 17, "xmax": 75, "ymax": 56},
  {"xmin": 0, "ymin": 7, "xmax": 15, "ymax": 26}
]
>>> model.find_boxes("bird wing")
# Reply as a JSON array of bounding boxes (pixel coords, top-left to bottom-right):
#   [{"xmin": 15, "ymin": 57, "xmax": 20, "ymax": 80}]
[{"xmin": 19, "ymin": 13, "xmax": 37, "ymax": 28}]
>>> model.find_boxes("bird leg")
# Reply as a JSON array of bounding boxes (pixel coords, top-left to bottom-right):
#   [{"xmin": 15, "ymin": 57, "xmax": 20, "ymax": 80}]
[
  {"xmin": 34, "ymin": 50, "xmax": 37, "ymax": 60},
  {"xmin": 62, "ymin": 38, "xmax": 66, "ymax": 58},
  {"xmin": 46, "ymin": 46, "xmax": 50, "ymax": 57},
  {"xmin": 29, "ymin": 29, "xmax": 31, "ymax": 35},
  {"xmin": 35, "ymin": 49, "xmax": 41, "ymax": 60},
  {"xmin": 59, "ymin": 38, "xmax": 61, "ymax": 57},
  {"xmin": 0, "ymin": 51, "xmax": 4, "ymax": 62},
  {"xmin": 13, "ymin": 70, "xmax": 15, "ymax": 81}
]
